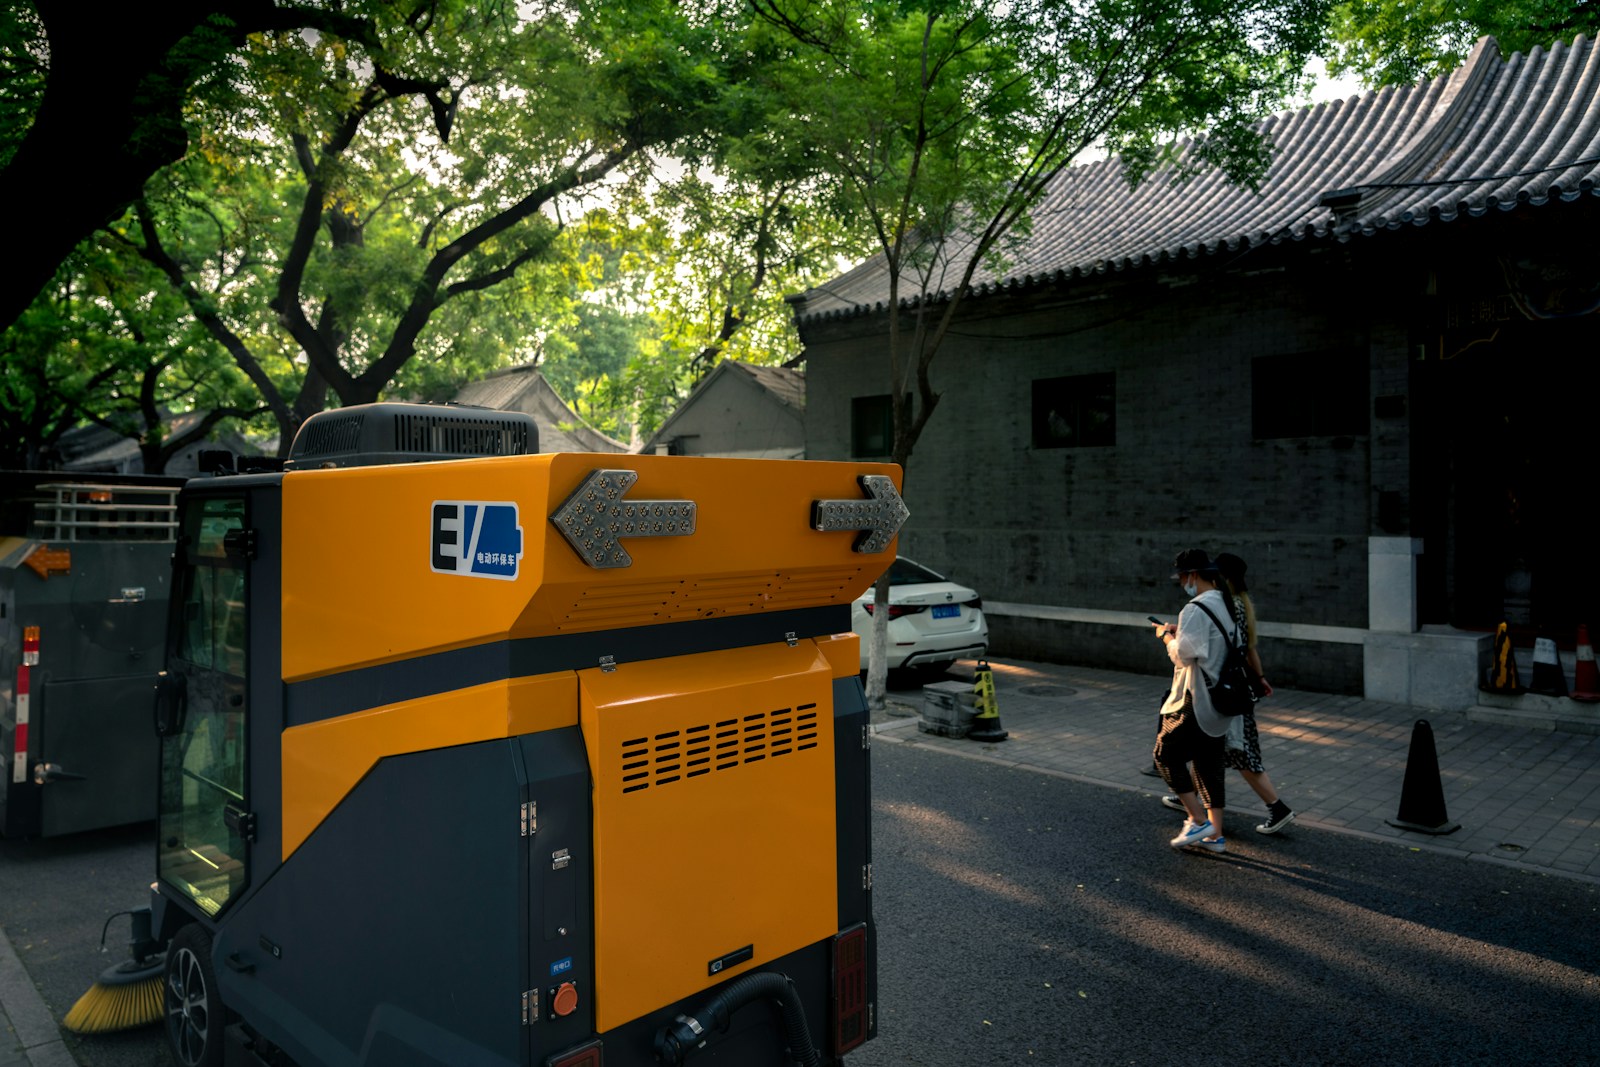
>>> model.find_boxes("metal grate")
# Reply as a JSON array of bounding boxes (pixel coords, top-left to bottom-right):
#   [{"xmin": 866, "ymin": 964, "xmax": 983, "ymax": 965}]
[
  {"xmin": 392, "ymin": 412, "xmax": 529, "ymax": 457},
  {"xmin": 296, "ymin": 411, "xmax": 365, "ymax": 457},
  {"xmin": 619, "ymin": 703, "xmax": 820, "ymax": 794},
  {"xmin": 559, "ymin": 566, "xmax": 866, "ymax": 630},
  {"xmin": 32, "ymin": 483, "xmax": 179, "ymax": 543}
]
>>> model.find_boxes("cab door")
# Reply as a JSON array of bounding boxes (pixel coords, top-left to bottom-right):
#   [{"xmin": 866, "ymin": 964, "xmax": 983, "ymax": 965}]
[{"xmin": 157, "ymin": 492, "xmax": 251, "ymax": 918}]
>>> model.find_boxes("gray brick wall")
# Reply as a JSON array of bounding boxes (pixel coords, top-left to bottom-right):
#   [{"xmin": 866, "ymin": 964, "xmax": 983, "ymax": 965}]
[{"xmin": 802, "ymin": 251, "xmax": 1401, "ymax": 690}]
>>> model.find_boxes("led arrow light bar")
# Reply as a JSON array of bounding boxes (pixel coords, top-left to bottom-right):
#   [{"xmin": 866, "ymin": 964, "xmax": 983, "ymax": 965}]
[
  {"xmin": 550, "ymin": 469, "xmax": 697, "ymax": 569},
  {"xmin": 811, "ymin": 474, "xmax": 909, "ymax": 554}
]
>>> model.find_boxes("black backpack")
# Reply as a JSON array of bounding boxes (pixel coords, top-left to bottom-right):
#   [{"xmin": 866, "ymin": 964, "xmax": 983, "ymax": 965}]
[{"xmin": 1192, "ymin": 601, "xmax": 1257, "ymax": 717}]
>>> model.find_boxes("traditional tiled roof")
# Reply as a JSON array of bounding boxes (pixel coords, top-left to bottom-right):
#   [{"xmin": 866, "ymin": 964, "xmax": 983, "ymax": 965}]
[
  {"xmin": 453, "ymin": 365, "xmax": 627, "ymax": 453},
  {"xmin": 793, "ymin": 35, "xmax": 1600, "ymax": 322},
  {"xmin": 726, "ymin": 362, "xmax": 805, "ymax": 410},
  {"xmin": 638, "ymin": 360, "xmax": 804, "ymax": 456}
]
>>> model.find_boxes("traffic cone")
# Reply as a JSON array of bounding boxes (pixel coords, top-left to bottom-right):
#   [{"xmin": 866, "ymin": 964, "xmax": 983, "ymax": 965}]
[
  {"xmin": 1483, "ymin": 622, "xmax": 1521, "ymax": 693},
  {"xmin": 1385, "ymin": 719, "xmax": 1460, "ymax": 835},
  {"xmin": 1571, "ymin": 625, "xmax": 1600, "ymax": 703},
  {"xmin": 1529, "ymin": 635, "xmax": 1568, "ymax": 696},
  {"xmin": 967, "ymin": 659, "xmax": 1008, "ymax": 742}
]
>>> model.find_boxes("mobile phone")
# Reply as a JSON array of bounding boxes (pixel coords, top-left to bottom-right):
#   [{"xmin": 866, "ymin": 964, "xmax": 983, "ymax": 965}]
[{"xmin": 1148, "ymin": 615, "xmax": 1163, "ymax": 625}]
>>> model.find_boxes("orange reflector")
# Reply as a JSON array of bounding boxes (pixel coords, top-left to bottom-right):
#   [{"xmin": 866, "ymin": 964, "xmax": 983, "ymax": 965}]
[
  {"xmin": 832, "ymin": 923, "xmax": 869, "ymax": 1055},
  {"xmin": 22, "ymin": 626, "xmax": 39, "ymax": 666},
  {"xmin": 87, "ymin": 490, "xmax": 112, "ymax": 503},
  {"xmin": 546, "ymin": 1038, "xmax": 602, "ymax": 1067}
]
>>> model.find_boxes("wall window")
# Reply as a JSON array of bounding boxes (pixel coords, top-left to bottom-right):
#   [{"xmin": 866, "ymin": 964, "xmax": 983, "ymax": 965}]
[
  {"xmin": 851, "ymin": 394, "xmax": 896, "ymax": 457},
  {"xmin": 1032, "ymin": 373, "xmax": 1115, "ymax": 448},
  {"xmin": 1253, "ymin": 352, "xmax": 1367, "ymax": 438}
]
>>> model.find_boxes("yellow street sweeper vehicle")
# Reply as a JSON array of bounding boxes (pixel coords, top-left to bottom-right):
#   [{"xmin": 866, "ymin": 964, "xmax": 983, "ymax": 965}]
[{"xmin": 138, "ymin": 402, "xmax": 891, "ymax": 1067}]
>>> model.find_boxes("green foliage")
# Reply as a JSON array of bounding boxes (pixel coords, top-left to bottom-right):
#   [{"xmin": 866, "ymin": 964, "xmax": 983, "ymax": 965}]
[
  {"xmin": 1327, "ymin": 0, "xmax": 1600, "ymax": 87},
  {"xmin": 747, "ymin": 0, "xmax": 1332, "ymax": 467},
  {"xmin": 0, "ymin": 1, "xmax": 45, "ymax": 170},
  {"xmin": 106, "ymin": 0, "xmax": 757, "ymax": 452},
  {"xmin": 0, "ymin": 236, "xmax": 255, "ymax": 469}
]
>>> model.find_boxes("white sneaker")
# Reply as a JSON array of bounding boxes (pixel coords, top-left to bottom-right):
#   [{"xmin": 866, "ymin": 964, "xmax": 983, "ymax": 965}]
[
  {"xmin": 1170, "ymin": 819, "xmax": 1214, "ymax": 848},
  {"xmin": 1190, "ymin": 835, "xmax": 1227, "ymax": 853}
]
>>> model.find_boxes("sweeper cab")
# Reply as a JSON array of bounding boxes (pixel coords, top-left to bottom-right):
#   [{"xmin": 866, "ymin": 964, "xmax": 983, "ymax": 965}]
[{"xmin": 141, "ymin": 403, "xmax": 890, "ymax": 1067}]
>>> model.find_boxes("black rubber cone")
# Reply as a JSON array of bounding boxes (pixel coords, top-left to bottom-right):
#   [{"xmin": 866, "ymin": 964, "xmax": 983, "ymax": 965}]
[{"xmin": 1385, "ymin": 719, "xmax": 1461, "ymax": 835}]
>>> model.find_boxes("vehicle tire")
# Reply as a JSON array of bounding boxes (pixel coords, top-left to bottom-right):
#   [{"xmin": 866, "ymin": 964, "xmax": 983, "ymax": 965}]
[{"xmin": 164, "ymin": 923, "xmax": 225, "ymax": 1067}]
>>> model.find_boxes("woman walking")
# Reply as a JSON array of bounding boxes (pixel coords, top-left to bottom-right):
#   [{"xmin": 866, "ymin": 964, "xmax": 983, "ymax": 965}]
[
  {"xmin": 1152, "ymin": 549, "xmax": 1237, "ymax": 853},
  {"xmin": 1161, "ymin": 552, "xmax": 1296, "ymax": 834}
]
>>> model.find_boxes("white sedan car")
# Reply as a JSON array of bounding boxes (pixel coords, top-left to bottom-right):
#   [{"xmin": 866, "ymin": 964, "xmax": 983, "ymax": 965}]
[{"xmin": 852, "ymin": 556, "xmax": 989, "ymax": 672}]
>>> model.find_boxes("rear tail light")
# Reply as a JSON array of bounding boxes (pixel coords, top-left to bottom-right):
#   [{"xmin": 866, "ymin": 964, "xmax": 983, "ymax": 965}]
[
  {"xmin": 831, "ymin": 924, "xmax": 869, "ymax": 1055},
  {"xmin": 964, "ymin": 598, "xmax": 982, "ymax": 610},
  {"xmin": 861, "ymin": 603, "xmax": 925, "ymax": 619},
  {"xmin": 546, "ymin": 1038, "xmax": 602, "ymax": 1067}
]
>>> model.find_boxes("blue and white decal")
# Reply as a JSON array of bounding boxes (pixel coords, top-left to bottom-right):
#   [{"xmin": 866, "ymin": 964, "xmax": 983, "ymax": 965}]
[{"xmin": 431, "ymin": 501, "xmax": 523, "ymax": 581}]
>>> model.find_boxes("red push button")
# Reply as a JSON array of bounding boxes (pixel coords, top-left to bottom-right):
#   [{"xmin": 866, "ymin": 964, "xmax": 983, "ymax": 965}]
[{"xmin": 553, "ymin": 981, "xmax": 579, "ymax": 1017}]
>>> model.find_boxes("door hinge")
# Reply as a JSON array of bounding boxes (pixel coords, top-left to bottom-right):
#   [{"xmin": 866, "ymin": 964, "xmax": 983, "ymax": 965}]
[
  {"xmin": 521, "ymin": 989, "xmax": 539, "ymax": 1025},
  {"xmin": 863, "ymin": 725, "xmax": 870, "ymax": 750},
  {"xmin": 599, "ymin": 655, "xmax": 617, "ymax": 673},
  {"xmin": 521, "ymin": 801, "xmax": 537, "ymax": 838},
  {"xmin": 785, "ymin": 631, "xmax": 799, "ymax": 647},
  {"xmin": 862, "ymin": 863, "xmax": 872, "ymax": 891}
]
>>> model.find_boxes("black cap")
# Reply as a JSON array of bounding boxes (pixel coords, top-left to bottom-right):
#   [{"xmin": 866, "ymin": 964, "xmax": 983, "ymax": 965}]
[
  {"xmin": 1215, "ymin": 552, "xmax": 1248, "ymax": 593},
  {"xmin": 1170, "ymin": 548, "xmax": 1218, "ymax": 579}
]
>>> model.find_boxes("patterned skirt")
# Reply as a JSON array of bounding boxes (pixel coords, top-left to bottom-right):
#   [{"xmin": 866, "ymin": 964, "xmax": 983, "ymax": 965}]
[{"xmin": 1222, "ymin": 710, "xmax": 1266, "ymax": 773}]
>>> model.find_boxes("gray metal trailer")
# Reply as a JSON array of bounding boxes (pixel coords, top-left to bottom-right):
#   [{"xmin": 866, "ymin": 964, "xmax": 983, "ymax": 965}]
[{"xmin": 1, "ymin": 474, "xmax": 182, "ymax": 837}]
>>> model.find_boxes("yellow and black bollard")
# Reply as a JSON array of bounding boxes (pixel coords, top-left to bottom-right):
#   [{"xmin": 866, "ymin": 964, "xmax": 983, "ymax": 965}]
[
  {"xmin": 1483, "ymin": 621, "xmax": 1521, "ymax": 693},
  {"xmin": 967, "ymin": 659, "xmax": 1008, "ymax": 742}
]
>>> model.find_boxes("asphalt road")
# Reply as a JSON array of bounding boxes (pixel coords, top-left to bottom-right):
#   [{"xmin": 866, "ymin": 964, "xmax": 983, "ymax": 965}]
[
  {"xmin": 0, "ymin": 821, "xmax": 162, "ymax": 1066},
  {"xmin": 3, "ymin": 741, "xmax": 1597, "ymax": 1066},
  {"xmin": 855, "ymin": 741, "xmax": 1600, "ymax": 1066}
]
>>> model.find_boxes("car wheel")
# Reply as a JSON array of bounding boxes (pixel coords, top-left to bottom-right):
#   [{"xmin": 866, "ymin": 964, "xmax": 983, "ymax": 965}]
[{"xmin": 165, "ymin": 924, "xmax": 224, "ymax": 1067}]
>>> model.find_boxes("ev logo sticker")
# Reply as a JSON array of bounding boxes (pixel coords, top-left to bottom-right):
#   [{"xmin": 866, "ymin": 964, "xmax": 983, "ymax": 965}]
[{"xmin": 431, "ymin": 501, "xmax": 523, "ymax": 581}]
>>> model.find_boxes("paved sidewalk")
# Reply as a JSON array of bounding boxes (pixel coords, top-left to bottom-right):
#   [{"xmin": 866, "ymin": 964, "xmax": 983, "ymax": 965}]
[
  {"xmin": 0, "ymin": 929, "xmax": 75, "ymax": 1067},
  {"xmin": 873, "ymin": 659, "xmax": 1600, "ymax": 884}
]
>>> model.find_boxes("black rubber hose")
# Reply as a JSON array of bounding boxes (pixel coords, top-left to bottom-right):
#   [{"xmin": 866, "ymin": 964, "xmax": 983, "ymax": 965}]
[{"xmin": 654, "ymin": 971, "xmax": 822, "ymax": 1067}]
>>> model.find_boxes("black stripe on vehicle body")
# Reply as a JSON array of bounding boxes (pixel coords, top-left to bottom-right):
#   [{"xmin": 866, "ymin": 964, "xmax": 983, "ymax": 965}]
[{"xmin": 284, "ymin": 604, "xmax": 851, "ymax": 727}]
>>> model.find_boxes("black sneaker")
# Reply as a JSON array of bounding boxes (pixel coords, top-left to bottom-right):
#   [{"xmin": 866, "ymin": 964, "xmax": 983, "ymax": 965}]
[
  {"xmin": 1160, "ymin": 794, "xmax": 1186, "ymax": 812},
  {"xmin": 1256, "ymin": 808, "xmax": 1297, "ymax": 835},
  {"xmin": 1138, "ymin": 762, "xmax": 1163, "ymax": 778}
]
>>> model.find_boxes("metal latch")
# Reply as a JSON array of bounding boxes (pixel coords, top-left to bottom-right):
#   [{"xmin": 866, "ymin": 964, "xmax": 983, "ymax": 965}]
[
  {"xmin": 32, "ymin": 763, "xmax": 85, "ymax": 785},
  {"xmin": 552, "ymin": 848, "xmax": 571, "ymax": 871},
  {"xmin": 222, "ymin": 527, "xmax": 258, "ymax": 560},
  {"xmin": 785, "ymin": 631, "xmax": 798, "ymax": 647},
  {"xmin": 224, "ymin": 803, "xmax": 258, "ymax": 843},
  {"xmin": 599, "ymin": 655, "xmax": 616, "ymax": 673},
  {"xmin": 521, "ymin": 801, "xmax": 537, "ymax": 837}
]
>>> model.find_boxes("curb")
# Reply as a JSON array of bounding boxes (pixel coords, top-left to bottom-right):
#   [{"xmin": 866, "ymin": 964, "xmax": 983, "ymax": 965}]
[{"xmin": 0, "ymin": 927, "xmax": 77, "ymax": 1067}]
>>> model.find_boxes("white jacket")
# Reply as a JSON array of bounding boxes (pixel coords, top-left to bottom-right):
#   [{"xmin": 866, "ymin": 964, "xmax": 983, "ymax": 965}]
[{"xmin": 1159, "ymin": 588, "xmax": 1239, "ymax": 738}]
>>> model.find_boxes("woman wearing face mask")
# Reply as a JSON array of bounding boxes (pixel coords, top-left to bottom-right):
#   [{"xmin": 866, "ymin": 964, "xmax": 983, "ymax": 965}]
[{"xmin": 1151, "ymin": 548, "xmax": 1239, "ymax": 852}]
